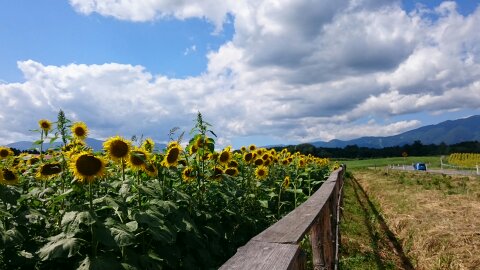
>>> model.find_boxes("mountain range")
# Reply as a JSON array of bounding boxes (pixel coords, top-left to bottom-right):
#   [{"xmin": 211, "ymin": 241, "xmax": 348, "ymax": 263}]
[
  {"xmin": 5, "ymin": 115, "xmax": 480, "ymax": 151},
  {"xmin": 7, "ymin": 138, "xmax": 167, "ymax": 152},
  {"xmin": 310, "ymin": 115, "xmax": 480, "ymax": 148}
]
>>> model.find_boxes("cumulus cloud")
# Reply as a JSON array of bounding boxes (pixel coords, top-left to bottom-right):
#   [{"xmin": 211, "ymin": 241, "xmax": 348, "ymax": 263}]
[
  {"xmin": 1, "ymin": 1, "xmax": 480, "ymax": 147},
  {"xmin": 69, "ymin": 0, "xmax": 233, "ymax": 32}
]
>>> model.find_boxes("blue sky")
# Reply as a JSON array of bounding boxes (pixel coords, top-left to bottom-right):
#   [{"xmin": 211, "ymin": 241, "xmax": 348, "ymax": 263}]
[{"xmin": 1, "ymin": 0, "xmax": 479, "ymax": 148}]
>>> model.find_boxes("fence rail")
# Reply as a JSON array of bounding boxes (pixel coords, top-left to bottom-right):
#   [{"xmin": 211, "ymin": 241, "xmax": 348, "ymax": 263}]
[{"xmin": 220, "ymin": 165, "xmax": 346, "ymax": 270}]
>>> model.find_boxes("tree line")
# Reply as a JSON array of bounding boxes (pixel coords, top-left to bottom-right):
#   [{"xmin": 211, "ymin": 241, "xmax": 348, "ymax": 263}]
[{"xmin": 273, "ymin": 140, "xmax": 480, "ymax": 159}]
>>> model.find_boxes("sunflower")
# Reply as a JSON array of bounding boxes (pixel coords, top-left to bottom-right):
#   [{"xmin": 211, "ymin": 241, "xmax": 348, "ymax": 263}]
[
  {"xmin": 208, "ymin": 152, "xmax": 219, "ymax": 161},
  {"xmin": 71, "ymin": 122, "xmax": 88, "ymax": 140},
  {"xmin": 248, "ymin": 144, "xmax": 256, "ymax": 151},
  {"xmin": 263, "ymin": 159, "xmax": 271, "ymax": 167},
  {"xmin": 1, "ymin": 168, "xmax": 18, "ymax": 185},
  {"xmin": 127, "ymin": 148, "xmax": 148, "ymax": 170},
  {"xmin": 162, "ymin": 141, "xmax": 182, "ymax": 168},
  {"xmin": 244, "ymin": 152, "xmax": 255, "ymax": 163},
  {"xmin": 218, "ymin": 148, "xmax": 232, "ymax": 165},
  {"xmin": 240, "ymin": 146, "xmax": 247, "ymax": 152},
  {"xmin": 182, "ymin": 166, "xmax": 195, "ymax": 182},
  {"xmin": 254, "ymin": 158, "xmax": 264, "ymax": 166},
  {"xmin": 194, "ymin": 136, "xmax": 207, "ymax": 149},
  {"xmin": 188, "ymin": 144, "xmax": 198, "ymax": 155},
  {"xmin": 36, "ymin": 163, "xmax": 62, "ymax": 180},
  {"xmin": 70, "ymin": 152, "xmax": 106, "ymax": 183},
  {"xmin": 28, "ymin": 156, "xmax": 40, "ymax": 165},
  {"xmin": 103, "ymin": 136, "xmax": 131, "ymax": 162},
  {"xmin": 144, "ymin": 162, "xmax": 158, "ymax": 177},
  {"xmin": 298, "ymin": 158, "xmax": 306, "ymax": 168},
  {"xmin": 212, "ymin": 166, "xmax": 224, "ymax": 179},
  {"xmin": 0, "ymin": 147, "xmax": 13, "ymax": 159},
  {"xmin": 255, "ymin": 166, "xmax": 268, "ymax": 180},
  {"xmin": 225, "ymin": 167, "xmax": 239, "ymax": 177},
  {"xmin": 282, "ymin": 176, "xmax": 291, "ymax": 189},
  {"xmin": 228, "ymin": 160, "xmax": 239, "ymax": 168},
  {"xmin": 38, "ymin": 119, "xmax": 52, "ymax": 133},
  {"xmin": 141, "ymin": 138, "xmax": 155, "ymax": 153}
]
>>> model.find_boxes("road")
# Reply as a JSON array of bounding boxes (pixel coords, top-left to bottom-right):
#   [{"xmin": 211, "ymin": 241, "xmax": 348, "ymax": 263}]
[{"xmin": 387, "ymin": 165, "xmax": 479, "ymax": 176}]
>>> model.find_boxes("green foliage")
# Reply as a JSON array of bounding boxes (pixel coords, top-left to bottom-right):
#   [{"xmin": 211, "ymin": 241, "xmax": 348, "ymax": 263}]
[{"xmin": 0, "ymin": 113, "xmax": 332, "ymax": 269}]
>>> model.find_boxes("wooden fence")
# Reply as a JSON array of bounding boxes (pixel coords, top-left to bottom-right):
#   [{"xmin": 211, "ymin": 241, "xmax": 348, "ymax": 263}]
[{"xmin": 220, "ymin": 165, "xmax": 346, "ymax": 270}]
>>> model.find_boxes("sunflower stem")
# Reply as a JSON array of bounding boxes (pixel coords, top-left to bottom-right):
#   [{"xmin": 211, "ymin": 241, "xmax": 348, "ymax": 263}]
[
  {"xmin": 121, "ymin": 158, "xmax": 125, "ymax": 182},
  {"xmin": 89, "ymin": 181, "xmax": 97, "ymax": 257},
  {"xmin": 137, "ymin": 172, "xmax": 142, "ymax": 209},
  {"xmin": 39, "ymin": 130, "xmax": 44, "ymax": 162},
  {"xmin": 277, "ymin": 183, "xmax": 282, "ymax": 219}
]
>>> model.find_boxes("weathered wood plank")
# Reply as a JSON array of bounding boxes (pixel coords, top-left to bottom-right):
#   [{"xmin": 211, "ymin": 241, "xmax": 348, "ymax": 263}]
[
  {"xmin": 219, "ymin": 241, "xmax": 300, "ymax": 270},
  {"xmin": 220, "ymin": 166, "xmax": 345, "ymax": 270},
  {"xmin": 252, "ymin": 169, "xmax": 341, "ymax": 244}
]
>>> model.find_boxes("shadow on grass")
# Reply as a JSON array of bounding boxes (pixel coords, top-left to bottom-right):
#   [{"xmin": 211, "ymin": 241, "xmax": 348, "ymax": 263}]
[{"xmin": 350, "ymin": 177, "xmax": 415, "ymax": 270}]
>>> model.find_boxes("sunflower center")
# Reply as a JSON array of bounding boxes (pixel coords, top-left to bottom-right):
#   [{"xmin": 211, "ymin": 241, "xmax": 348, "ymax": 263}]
[
  {"xmin": 254, "ymin": 158, "xmax": 263, "ymax": 166},
  {"xmin": 3, "ymin": 169, "xmax": 16, "ymax": 181},
  {"xmin": 76, "ymin": 155, "xmax": 102, "ymax": 176},
  {"xmin": 41, "ymin": 163, "xmax": 62, "ymax": 176},
  {"xmin": 74, "ymin": 127, "xmax": 86, "ymax": 137},
  {"xmin": 225, "ymin": 168, "xmax": 237, "ymax": 176},
  {"xmin": 110, "ymin": 140, "xmax": 129, "ymax": 158},
  {"xmin": 41, "ymin": 122, "xmax": 50, "ymax": 129},
  {"xmin": 0, "ymin": 149, "xmax": 9, "ymax": 158},
  {"xmin": 145, "ymin": 163, "xmax": 156, "ymax": 173},
  {"xmin": 219, "ymin": 152, "xmax": 230, "ymax": 163},
  {"xmin": 130, "ymin": 151, "xmax": 146, "ymax": 166},
  {"xmin": 183, "ymin": 168, "xmax": 193, "ymax": 177},
  {"xmin": 166, "ymin": 147, "xmax": 180, "ymax": 164}
]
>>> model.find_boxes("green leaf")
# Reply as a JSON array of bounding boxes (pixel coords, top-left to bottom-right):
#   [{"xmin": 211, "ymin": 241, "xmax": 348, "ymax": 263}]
[
  {"xmin": 33, "ymin": 140, "xmax": 44, "ymax": 145},
  {"xmin": 259, "ymin": 200, "xmax": 269, "ymax": 208},
  {"xmin": 126, "ymin": 221, "xmax": 138, "ymax": 232},
  {"xmin": 93, "ymin": 196, "xmax": 119, "ymax": 211},
  {"xmin": 94, "ymin": 223, "xmax": 117, "ymax": 248},
  {"xmin": 77, "ymin": 255, "xmax": 125, "ymax": 270},
  {"xmin": 61, "ymin": 211, "xmax": 95, "ymax": 234},
  {"xmin": 135, "ymin": 212, "xmax": 163, "ymax": 228},
  {"xmin": 52, "ymin": 188, "xmax": 75, "ymax": 203},
  {"xmin": 0, "ymin": 185, "xmax": 20, "ymax": 205},
  {"xmin": 148, "ymin": 225, "xmax": 175, "ymax": 244},
  {"xmin": 37, "ymin": 233, "xmax": 84, "ymax": 260},
  {"xmin": 139, "ymin": 251, "xmax": 164, "ymax": 270},
  {"xmin": 110, "ymin": 227, "xmax": 135, "ymax": 247},
  {"xmin": 49, "ymin": 136, "xmax": 59, "ymax": 144},
  {"xmin": 3, "ymin": 228, "xmax": 24, "ymax": 246}
]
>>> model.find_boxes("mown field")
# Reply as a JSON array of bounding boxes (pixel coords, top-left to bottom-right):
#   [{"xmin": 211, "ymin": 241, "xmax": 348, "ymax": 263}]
[{"xmin": 340, "ymin": 167, "xmax": 480, "ymax": 270}]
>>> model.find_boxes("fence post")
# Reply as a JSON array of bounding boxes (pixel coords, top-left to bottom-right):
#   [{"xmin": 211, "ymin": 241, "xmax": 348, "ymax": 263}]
[{"xmin": 310, "ymin": 216, "xmax": 326, "ymax": 270}]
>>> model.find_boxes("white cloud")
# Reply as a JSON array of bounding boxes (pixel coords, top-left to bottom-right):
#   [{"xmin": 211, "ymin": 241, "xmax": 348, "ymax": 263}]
[
  {"xmin": 1, "ymin": 1, "xmax": 480, "ymax": 147},
  {"xmin": 69, "ymin": 0, "xmax": 234, "ymax": 32}
]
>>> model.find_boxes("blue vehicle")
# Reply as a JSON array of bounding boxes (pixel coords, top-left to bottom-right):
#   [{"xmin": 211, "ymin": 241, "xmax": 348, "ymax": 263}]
[{"xmin": 413, "ymin": 163, "xmax": 427, "ymax": 171}]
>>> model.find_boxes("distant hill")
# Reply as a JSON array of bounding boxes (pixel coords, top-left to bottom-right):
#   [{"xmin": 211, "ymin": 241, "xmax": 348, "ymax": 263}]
[
  {"xmin": 311, "ymin": 115, "xmax": 480, "ymax": 148},
  {"xmin": 7, "ymin": 138, "xmax": 166, "ymax": 152}
]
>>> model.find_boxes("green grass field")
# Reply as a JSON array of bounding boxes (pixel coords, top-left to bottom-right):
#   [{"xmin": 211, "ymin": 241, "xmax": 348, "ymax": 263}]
[{"xmin": 338, "ymin": 156, "xmax": 442, "ymax": 170}]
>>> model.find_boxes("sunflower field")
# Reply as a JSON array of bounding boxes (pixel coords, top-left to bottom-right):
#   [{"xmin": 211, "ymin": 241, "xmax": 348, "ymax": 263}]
[
  {"xmin": 447, "ymin": 153, "xmax": 480, "ymax": 168},
  {"xmin": 0, "ymin": 111, "xmax": 331, "ymax": 270}
]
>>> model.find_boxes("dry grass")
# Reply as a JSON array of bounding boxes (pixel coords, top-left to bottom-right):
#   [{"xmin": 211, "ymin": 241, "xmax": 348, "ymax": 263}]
[{"xmin": 355, "ymin": 169, "xmax": 480, "ymax": 270}]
